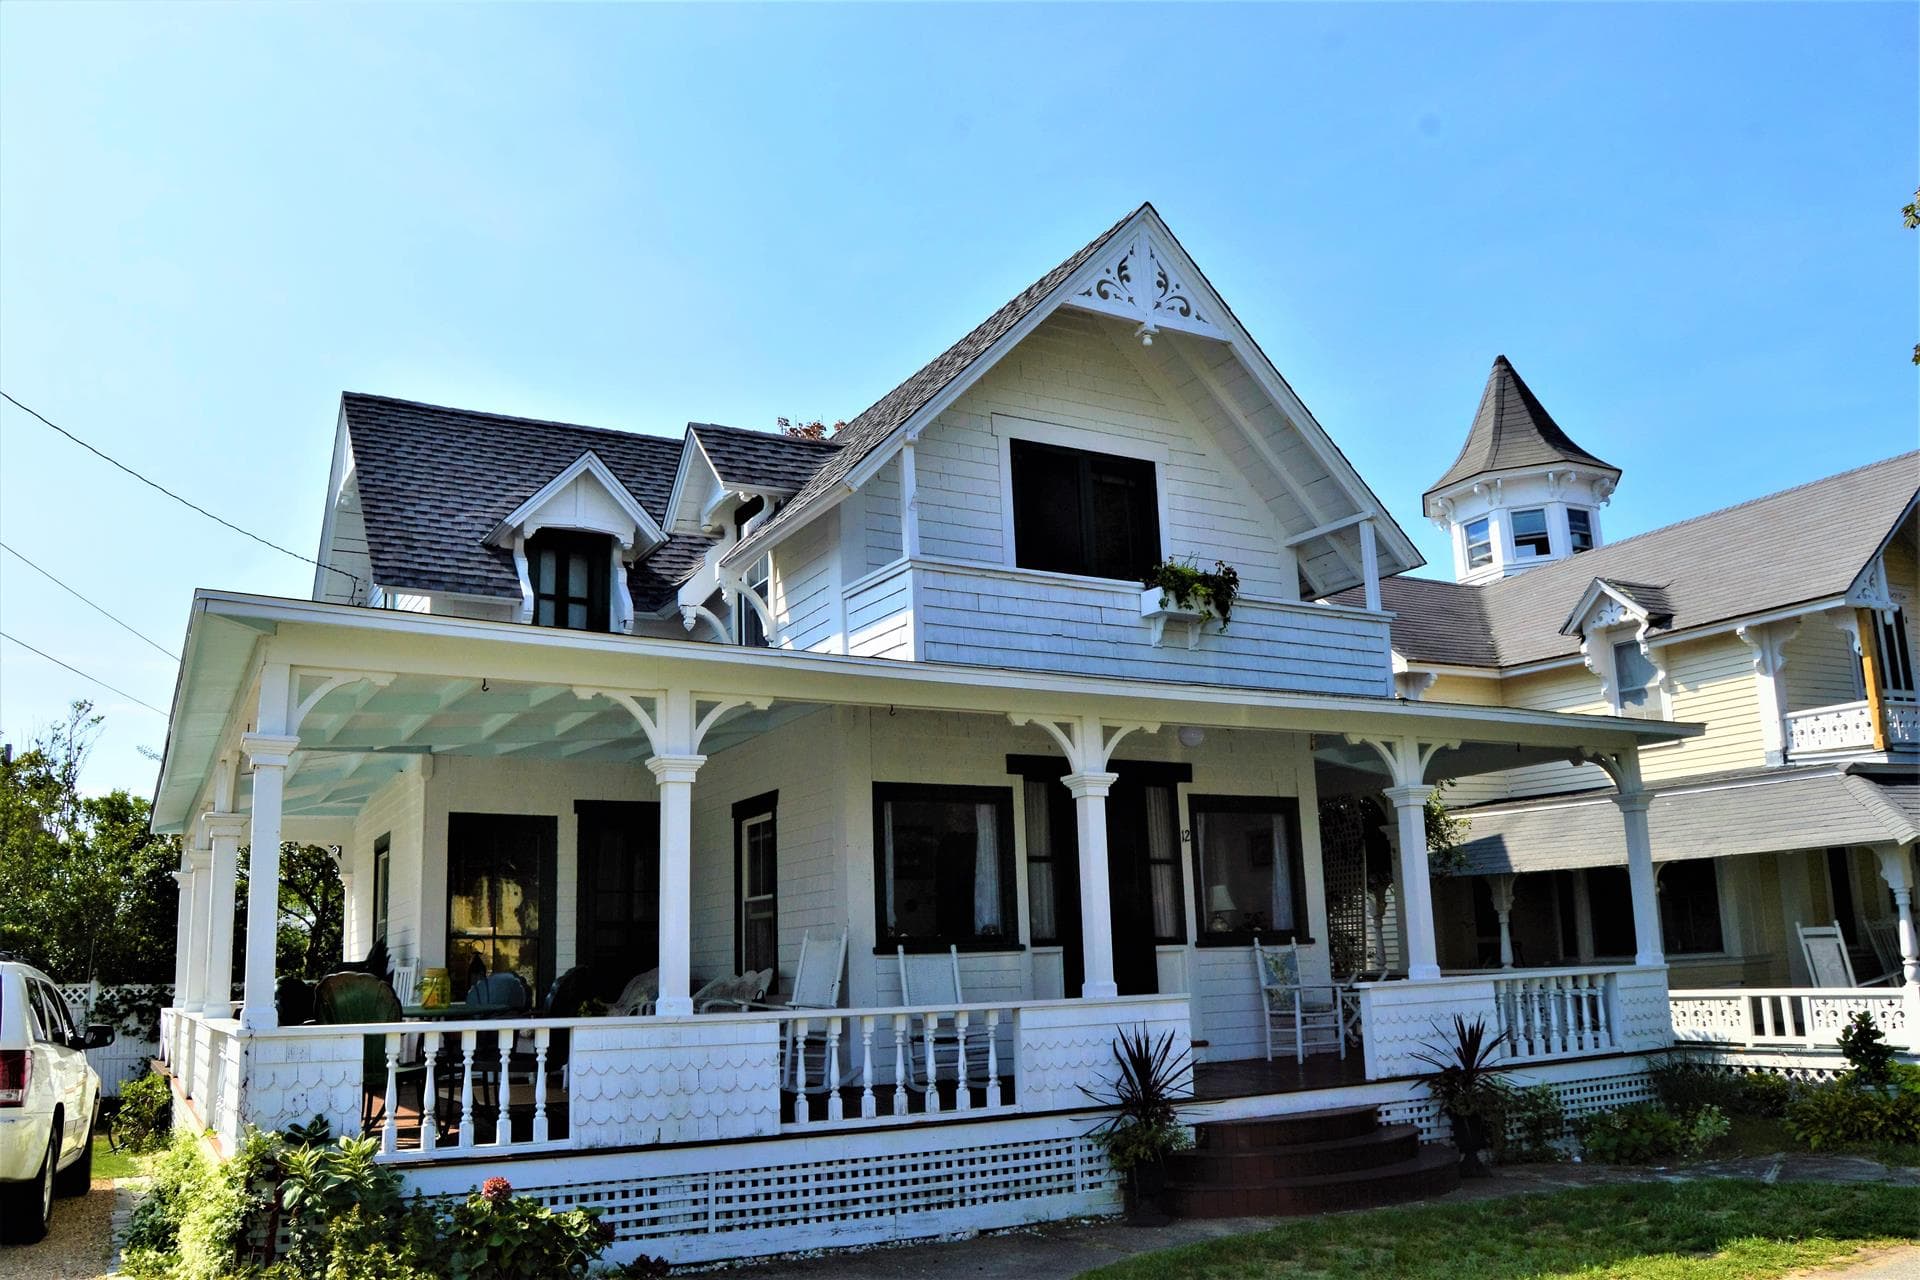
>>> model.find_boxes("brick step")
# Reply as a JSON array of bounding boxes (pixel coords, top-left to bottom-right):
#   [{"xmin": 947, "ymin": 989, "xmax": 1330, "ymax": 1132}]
[
  {"xmin": 1164, "ymin": 1146, "xmax": 1462, "ymax": 1219},
  {"xmin": 1195, "ymin": 1104, "xmax": 1380, "ymax": 1151},
  {"xmin": 1167, "ymin": 1124, "xmax": 1421, "ymax": 1182}
]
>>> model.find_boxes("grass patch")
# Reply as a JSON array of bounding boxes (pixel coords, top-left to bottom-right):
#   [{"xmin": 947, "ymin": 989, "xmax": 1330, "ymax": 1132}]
[
  {"xmin": 92, "ymin": 1134, "xmax": 148, "ymax": 1183},
  {"xmin": 1082, "ymin": 1181, "xmax": 1917, "ymax": 1280}
]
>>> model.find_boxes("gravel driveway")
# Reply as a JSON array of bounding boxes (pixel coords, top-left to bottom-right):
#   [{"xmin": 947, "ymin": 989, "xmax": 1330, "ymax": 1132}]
[{"xmin": 6, "ymin": 1176, "xmax": 118, "ymax": 1280}]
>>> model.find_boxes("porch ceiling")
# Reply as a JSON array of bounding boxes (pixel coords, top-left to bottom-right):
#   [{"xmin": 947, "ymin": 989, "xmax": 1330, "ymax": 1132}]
[
  {"xmin": 155, "ymin": 590, "xmax": 1700, "ymax": 831},
  {"xmin": 1312, "ymin": 737, "xmax": 1615, "ymax": 794}
]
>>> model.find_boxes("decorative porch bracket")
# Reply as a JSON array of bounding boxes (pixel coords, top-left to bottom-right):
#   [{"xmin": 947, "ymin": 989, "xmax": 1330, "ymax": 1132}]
[
  {"xmin": 1574, "ymin": 747, "xmax": 1665, "ymax": 969},
  {"xmin": 1008, "ymin": 714, "xmax": 1160, "ymax": 999},
  {"xmin": 576, "ymin": 688, "xmax": 774, "ymax": 1014},
  {"xmin": 1344, "ymin": 735, "xmax": 1458, "ymax": 981},
  {"xmin": 1737, "ymin": 619, "xmax": 1801, "ymax": 764}
]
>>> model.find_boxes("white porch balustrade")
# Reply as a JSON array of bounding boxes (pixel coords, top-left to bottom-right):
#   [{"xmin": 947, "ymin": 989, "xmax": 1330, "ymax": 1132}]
[
  {"xmin": 1492, "ymin": 968, "xmax": 1618, "ymax": 1061},
  {"xmin": 1783, "ymin": 698, "xmax": 1920, "ymax": 756},
  {"xmin": 1669, "ymin": 987, "xmax": 1917, "ymax": 1052},
  {"xmin": 165, "ymin": 995, "xmax": 1190, "ymax": 1163}
]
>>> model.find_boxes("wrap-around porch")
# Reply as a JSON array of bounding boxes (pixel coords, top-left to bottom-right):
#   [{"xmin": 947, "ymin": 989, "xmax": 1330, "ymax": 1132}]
[{"xmin": 156, "ymin": 601, "xmax": 1686, "ymax": 1179}]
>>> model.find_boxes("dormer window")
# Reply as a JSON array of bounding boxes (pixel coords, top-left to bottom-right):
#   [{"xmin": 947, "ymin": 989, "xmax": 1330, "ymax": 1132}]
[
  {"xmin": 1568, "ymin": 508, "xmax": 1595, "ymax": 553},
  {"xmin": 1511, "ymin": 508, "xmax": 1551, "ymax": 559},
  {"xmin": 528, "ymin": 530, "xmax": 611, "ymax": 631},
  {"xmin": 1464, "ymin": 517, "xmax": 1493, "ymax": 569},
  {"xmin": 1611, "ymin": 639, "xmax": 1662, "ymax": 719}
]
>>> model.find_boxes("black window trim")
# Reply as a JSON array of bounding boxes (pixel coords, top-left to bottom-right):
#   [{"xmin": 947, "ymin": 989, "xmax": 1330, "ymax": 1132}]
[
  {"xmin": 732, "ymin": 790, "xmax": 779, "ymax": 974},
  {"xmin": 1187, "ymin": 793, "xmax": 1312, "ymax": 948},
  {"xmin": 872, "ymin": 781, "xmax": 1023, "ymax": 955},
  {"xmin": 372, "ymin": 832, "xmax": 392, "ymax": 946}
]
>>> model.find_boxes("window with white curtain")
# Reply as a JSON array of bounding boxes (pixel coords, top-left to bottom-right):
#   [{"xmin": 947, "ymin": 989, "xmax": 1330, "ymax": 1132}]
[
  {"xmin": 1023, "ymin": 780, "xmax": 1058, "ymax": 943},
  {"xmin": 873, "ymin": 784, "xmax": 1018, "ymax": 949},
  {"xmin": 1143, "ymin": 785, "xmax": 1183, "ymax": 942},
  {"xmin": 1189, "ymin": 795, "xmax": 1307, "ymax": 945}
]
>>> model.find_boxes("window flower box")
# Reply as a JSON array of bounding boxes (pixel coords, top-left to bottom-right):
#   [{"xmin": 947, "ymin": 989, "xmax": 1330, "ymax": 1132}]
[
  {"xmin": 1140, "ymin": 559, "xmax": 1239, "ymax": 648},
  {"xmin": 1140, "ymin": 587, "xmax": 1218, "ymax": 648}
]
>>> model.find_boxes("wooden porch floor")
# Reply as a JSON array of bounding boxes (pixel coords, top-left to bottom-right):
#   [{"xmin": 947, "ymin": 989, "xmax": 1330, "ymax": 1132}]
[{"xmin": 1190, "ymin": 1052, "xmax": 1371, "ymax": 1100}]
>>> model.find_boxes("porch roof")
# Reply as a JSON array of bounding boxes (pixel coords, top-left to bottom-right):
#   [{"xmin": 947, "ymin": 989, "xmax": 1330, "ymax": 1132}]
[
  {"xmin": 151, "ymin": 589, "xmax": 1699, "ymax": 832},
  {"xmin": 1448, "ymin": 762, "xmax": 1920, "ymax": 876}
]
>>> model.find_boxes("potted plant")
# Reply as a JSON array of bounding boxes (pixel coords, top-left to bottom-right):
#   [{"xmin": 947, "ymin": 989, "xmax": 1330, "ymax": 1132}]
[
  {"xmin": 1413, "ymin": 1014, "xmax": 1511, "ymax": 1177},
  {"xmin": 1140, "ymin": 558, "xmax": 1241, "ymax": 642},
  {"xmin": 1083, "ymin": 1025, "xmax": 1193, "ymax": 1224}
]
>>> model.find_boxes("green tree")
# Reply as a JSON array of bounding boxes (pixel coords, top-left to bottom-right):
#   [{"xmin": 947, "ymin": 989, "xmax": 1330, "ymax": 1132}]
[
  {"xmin": 0, "ymin": 702, "xmax": 181, "ymax": 982},
  {"xmin": 234, "ymin": 841, "xmax": 346, "ymax": 983}
]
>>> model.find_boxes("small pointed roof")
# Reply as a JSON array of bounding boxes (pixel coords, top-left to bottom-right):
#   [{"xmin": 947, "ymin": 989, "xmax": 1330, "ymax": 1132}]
[{"xmin": 1424, "ymin": 355, "xmax": 1617, "ymax": 503}]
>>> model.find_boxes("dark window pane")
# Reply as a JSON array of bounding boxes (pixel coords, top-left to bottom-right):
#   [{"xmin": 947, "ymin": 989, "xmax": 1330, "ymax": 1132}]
[
  {"xmin": 1613, "ymin": 641, "xmax": 1659, "ymax": 715},
  {"xmin": 1568, "ymin": 509, "xmax": 1595, "ymax": 553},
  {"xmin": 1010, "ymin": 439, "xmax": 1160, "ymax": 580},
  {"xmin": 1191, "ymin": 797, "xmax": 1304, "ymax": 944},
  {"xmin": 875, "ymin": 785, "xmax": 1016, "ymax": 947},
  {"xmin": 1465, "ymin": 518, "xmax": 1492, "ymax": 568},
  {"xmin": 1659, "ymin": 861, "xmax": 1724, "ymax": 955},
  {"xmin": 1512, "ymin": 508, "xmax": 1551, "ymax": 558},
  {"xmin": 1587, "ymin": 868, "xmax": 1636, "ymax": 957}
]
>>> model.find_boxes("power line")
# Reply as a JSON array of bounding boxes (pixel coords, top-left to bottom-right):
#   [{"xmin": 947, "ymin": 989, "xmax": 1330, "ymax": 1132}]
[
  {"xmin": 0, "ymin": 540, "xmax": 179, "ymax": 661},
  {"xmin": 0, "ymin": 628, "xmax": 168, "ymax": 716},
  {"xmin": 1, "ymin": 390, "xmax": 361, "ymax": 594}
]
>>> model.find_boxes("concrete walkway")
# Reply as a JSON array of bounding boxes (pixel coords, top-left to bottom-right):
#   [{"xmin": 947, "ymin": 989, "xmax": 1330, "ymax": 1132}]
[{"xmin": 709, "ymin": 1156, "xmax": 1920, "ymax": 1280}]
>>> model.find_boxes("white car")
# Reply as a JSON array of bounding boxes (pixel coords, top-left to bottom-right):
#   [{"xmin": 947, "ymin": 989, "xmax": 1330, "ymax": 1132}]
[{"xmin": 0, "ymin": 958, "xmax": 112, "ymax": 1244}]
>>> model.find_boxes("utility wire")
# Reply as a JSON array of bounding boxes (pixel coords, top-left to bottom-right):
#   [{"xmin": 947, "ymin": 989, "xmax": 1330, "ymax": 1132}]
[
  {"xmin": 0, "ymin": 540, "xmax": 179, "ymax": 660},
  {"xmin": 1, "ymin": 390, "xmax": 361, "ymax": 593},
  {"xmin": 0, "ymin": 628, "xmax": 169, "ymax": 716}
]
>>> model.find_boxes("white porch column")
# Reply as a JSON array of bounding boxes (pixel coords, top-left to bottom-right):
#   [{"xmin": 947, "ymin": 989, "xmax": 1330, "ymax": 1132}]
[
  {"xmin": 1358, "ymin": 518, "xmax": 1382, "ymax": 613},
  {"xmin": 1873, "ymin": 843, "xmax": 1919, "ymax": 986},
  {"xmin": 1383, "ymin": 783, "xmax": 1440, "ymax": 980},
  {"xmin": 647, "ymin": 753, "xmax": 706, "ymax": 1016},
  {"xmin": 1613, "ymin": 790, "xmax": 1664, "ymax": 967},
  {"xmin": 201, "ymin": 813, "xmax": 246, "ymax": 1018},
  {"xmin": 169, "ymin": 865, "xmax": 194, "ymax": 1000},
  {"xmin": 180, "ymin": 845, "xmax": 211, "ymax": 1012},
  {"xmin": 240, "ymin": 732, "xmax": 299, "ymax": 1030},
  {"xmin": 1064, "ymin": 770, "xmax": 1121, "ymax": 1000},
  {"xmin": 1487, "ymin": 873, "xmax": 1517, "ymax": 969}
]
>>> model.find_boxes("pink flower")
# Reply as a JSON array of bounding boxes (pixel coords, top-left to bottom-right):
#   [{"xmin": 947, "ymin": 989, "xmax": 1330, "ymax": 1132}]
[{"xmin": 481, "ymin": 1176, "xmax": 512, "ymax": 1204}]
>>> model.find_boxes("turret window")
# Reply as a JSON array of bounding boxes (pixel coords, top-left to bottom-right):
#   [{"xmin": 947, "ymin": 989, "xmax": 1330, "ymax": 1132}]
[
  {"xmin": 1512, "ymin": 508, "xmax": 1552, "ymax": 558},
  {"xmin": 1568, "ymin": 509, "xmax": 1595, "ymax": 553},
  {"xmin": 528, "ymin": 530, "xmax": 611, "ymax": 631},
  {"xmin": 1464, "ymin": 517, "xmax": 1493, "ymax": 568}
]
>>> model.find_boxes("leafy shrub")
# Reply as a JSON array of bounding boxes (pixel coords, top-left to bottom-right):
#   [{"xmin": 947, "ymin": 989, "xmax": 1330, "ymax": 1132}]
[
  {"xmin": 123, "ymin": 1134, "xmax": 213, "ymax": 1269},
  {"xmin": 1786, "ymin": 1080, "xmax": 1920, "ymax": 1150},
  {"xmin": 1838, "ymin": 1011, "xmax": 1897, "ymax": 1086},
  {"xmin": 441, "ymin": 1176, "xmax": 613, "ymax": 1280},
  {"xmin": 1142, "ymin": 558, "xmax": 1241, "ymax": 629},
  {"xmin": 1650, "ymin": 1061, "xmax": 1795, "ymax": 1118},
  {"xmin": 117, "ymin": 1070, "xmax": 175, "ymax": 1154},
  {"xmin": 1575, "ymin": 1102, "xmax": 1727, "ymax": 1164},
  {"xmin": 1492, "ymin": 1084, "xmax": 1568, "ymax": 1163}
]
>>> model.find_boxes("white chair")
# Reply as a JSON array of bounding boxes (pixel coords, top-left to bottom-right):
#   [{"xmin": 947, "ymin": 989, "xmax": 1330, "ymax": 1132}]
[
  {"xmin": 392, "ymin": 959, "xmax": 419, "ymax": 1006},
  {"xmin": 1864, "ymin": 918, "xmax": 1905, "ymax": 985},
  {"xmin": 1798, "ymin": 921, "xmax": 1896, "ymax": 988},
  {"xmin": 610, "ymin": 968, "xmax": 659, "ymax": 1016},
  {"xmin": 1252, "ymin": 937, "xmax": 1347, "ymax": 1064},
  {"xmin": 764, "ymin": 929, "xmax": 848, "ymax": 1092},
  {"xmin": 896, "ymin": 945, "xmax": 990, "ymax": 1089},
  {"xmin": 693, "ymin": 968, "xmax": 773, "ymax": 1012}
]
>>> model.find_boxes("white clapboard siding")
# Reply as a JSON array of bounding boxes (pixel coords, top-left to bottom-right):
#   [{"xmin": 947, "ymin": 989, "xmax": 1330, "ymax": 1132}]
[
  {"xmin": 321, "ymin": 471, "xmax": 373, "ymax": 606},
  {"xmin": 845, "ymin": 562, "xmax": 914, "ymax": 660},
  {"xmin": 915, "ymin": 564, "xmax": 1391, "ymax": 697},
  {"xmin": 773, "ymin": 514, "xmax": 839, "ymax": 653},
  {"xmin": 1782, "ymin": 620, "xmax": 1865, "ymax": 712}
]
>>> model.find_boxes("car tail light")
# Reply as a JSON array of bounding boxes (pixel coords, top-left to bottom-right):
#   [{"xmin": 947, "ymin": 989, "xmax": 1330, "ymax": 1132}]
[{"xmin": 0, "ymin": 1049, "xmax": 26, "ymax": 1106}]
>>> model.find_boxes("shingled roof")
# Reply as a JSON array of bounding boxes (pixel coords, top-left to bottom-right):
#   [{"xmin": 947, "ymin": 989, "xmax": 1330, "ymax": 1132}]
[
  {"xmin": 1343, "ymin": 451, "xmax": 1919, "ymax": 670},
  {"xmin": 688, "ymin": 422, "xmax": 840, "ymax": 493},
  {"xmin": 342, "ymin": 392, "xmax": 689, "ymax": 603},
  {"xmin": 1424, "ymin": 356, "xmax": 1617, "ymax": 505},
  {"xmin": 722, "ymin": 204, "xmax": 1145, "ymax": 568}
]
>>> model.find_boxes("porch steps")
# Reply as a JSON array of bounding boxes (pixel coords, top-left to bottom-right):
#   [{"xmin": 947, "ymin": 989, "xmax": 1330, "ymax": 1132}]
[{"xmin": 1166, "ymin": 1105, "xmax": 1459, "ymax": 1219}]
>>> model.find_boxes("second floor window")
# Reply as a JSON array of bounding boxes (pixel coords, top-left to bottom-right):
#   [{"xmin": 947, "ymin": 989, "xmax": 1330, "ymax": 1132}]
[
  {"xmin": 1512, "ymin": 507, "xmax": 1551, "ymax": 558},
  {"xmin": 1464, "ymin": 517, "xmax": 1493, "ymax": 568},
  {"xmin": 1876, "ymin": 606, "xmax": 1915, "ymax": 696},
  {"xmin": 1612, "ymin": 639, "xmax": 1662, "ymax": 718},
  {"xmin": 1010, "ymin": 439, "xmax": 1160, "ymax": 581},
  {"xmin": 528, "ymin": 530, "xmax": 610, "ymax": 631},
  {"xmin": 1567, "ymin": 508, "xmax": 1595, "ymax": 553}
]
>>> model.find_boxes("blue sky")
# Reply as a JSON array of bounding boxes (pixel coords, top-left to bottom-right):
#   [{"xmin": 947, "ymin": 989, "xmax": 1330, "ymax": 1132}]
[{"xmin": 1, "ymin": 3, "xmax": 1914, "ymax": 795}]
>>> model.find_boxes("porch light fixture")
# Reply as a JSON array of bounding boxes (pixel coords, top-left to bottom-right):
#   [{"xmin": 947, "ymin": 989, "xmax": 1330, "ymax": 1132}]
[{"xmin": 1178, "ymin": 726, "xmax": 1206, "ymax": 749}]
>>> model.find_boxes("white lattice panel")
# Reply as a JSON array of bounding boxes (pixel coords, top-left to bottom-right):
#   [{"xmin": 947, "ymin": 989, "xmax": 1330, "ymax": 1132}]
[{"xmin": 403, "ymin": 1121, "xmax": 1118, "ymax": 1265}]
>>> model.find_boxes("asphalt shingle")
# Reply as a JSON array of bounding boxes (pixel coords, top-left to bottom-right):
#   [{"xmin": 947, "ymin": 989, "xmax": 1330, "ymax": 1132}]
[
  {"xmin": 1425, "ymin": 355, "xmax": 1617, "ymax": 501},
  {"xmin": 689, "ymin": 423, "xmax": 841, "ymax": 493}
]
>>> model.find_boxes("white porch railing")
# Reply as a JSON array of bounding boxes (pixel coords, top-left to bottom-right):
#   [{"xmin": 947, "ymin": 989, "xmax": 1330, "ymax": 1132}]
[
  {"xmin": 164, "ymin": 995, "xmax": 1190, "ymax": 1163},
  {"xmin": 1785, "ymin": 698, "xmax": 1920, "ymax": 756},
  {"xmin": 1355, "ymin": 964, "xmax": 1667, "ymax": 1079},
  {"xmin": 1669, "ymin": 987, "xmax": 1917, "ymax": 1051},
  {"xmin": 1492, "ymin": 968, "xmax": 1618, "ymax": 1062}
]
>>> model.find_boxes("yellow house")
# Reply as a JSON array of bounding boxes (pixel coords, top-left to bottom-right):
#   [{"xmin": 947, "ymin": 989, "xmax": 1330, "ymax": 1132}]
[{"xmin": 1339, "ymin": 356, "xmax": 1918, "ymax": 1016}]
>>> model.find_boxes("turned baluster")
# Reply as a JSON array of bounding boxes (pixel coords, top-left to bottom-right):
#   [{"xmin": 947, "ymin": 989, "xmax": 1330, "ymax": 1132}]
[
  {"xmin": 984, "ymin": 1009, "xmax": 1002, "ymax": 1108},
  {"xmin": 458, "ymin": 1030, "xmax": 477, "ymax": 1150},
  {"xmin": 859, "ymin": 1016, "xmax": 877, "ymax": 1119},
  {"xmin": 531, "ymin": 1028, "xmax": 550, "ymax": 1144},
  {"xmin": 420, "ymin": 1031, "xmax": 440, "ymax": 1152}
]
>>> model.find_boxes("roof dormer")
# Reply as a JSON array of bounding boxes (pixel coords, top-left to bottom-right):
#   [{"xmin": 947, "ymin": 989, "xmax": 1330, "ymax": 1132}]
[
  {"xmin": 486, "ymin": 450, "xmax": 666, "ymax": 632},
  {"xmin": 1561, "ymin": 577, "xmax": 1676, "ymax": 719},
  {"xmin": 1425, "ymin": 356, "xmax": 1621, "ymax": 584}
]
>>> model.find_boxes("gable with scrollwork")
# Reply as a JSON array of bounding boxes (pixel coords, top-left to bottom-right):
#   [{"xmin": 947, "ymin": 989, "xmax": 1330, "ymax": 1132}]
[{"xmin": 1069, "ymin": 233, "xmax": 1227, "ymax": 340}]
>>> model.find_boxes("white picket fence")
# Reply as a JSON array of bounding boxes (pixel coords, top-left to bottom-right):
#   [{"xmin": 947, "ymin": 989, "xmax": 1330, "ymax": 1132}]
[{"xmin": 58, "ymin": 982, "xmax": 170, "ymax": 1096}]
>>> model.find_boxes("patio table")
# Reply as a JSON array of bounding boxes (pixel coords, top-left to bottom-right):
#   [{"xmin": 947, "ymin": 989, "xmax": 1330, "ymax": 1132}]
[{"xmin": 402, "ymin": 1002, "xmax": 479, "ymax": 1020}]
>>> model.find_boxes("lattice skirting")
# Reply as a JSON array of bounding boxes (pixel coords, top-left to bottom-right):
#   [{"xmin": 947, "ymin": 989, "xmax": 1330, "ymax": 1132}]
[{"xmin": 399, "ymin": 1115, "xmax": 1119, "ymax": 1265}]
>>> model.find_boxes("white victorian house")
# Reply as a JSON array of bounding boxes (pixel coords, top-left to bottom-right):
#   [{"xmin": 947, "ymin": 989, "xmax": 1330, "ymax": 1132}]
[{"xmin": 156, "ymin": 205, "xmax": 1694, "ymax": 1264}]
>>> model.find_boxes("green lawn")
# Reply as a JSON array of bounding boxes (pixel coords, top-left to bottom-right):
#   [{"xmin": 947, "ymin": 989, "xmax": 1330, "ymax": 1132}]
[
  {"xmin": 1082, "ymin": 1182, "xmax": 1918, "ymax": 1280},
  {"xmin": 92, "ymin": 1134, "xmax": 148, "ymax": 1182}
]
